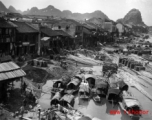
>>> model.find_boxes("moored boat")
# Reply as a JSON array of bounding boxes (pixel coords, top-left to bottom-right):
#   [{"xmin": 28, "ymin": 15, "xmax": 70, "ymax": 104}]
[
  {"xmin": 119, "ymin": 94, "xmax": 143, "ymax": 119},
  {"xmin": 65, "ymin": 74, "xmax": 83, "ymax": 94},
  {"xmin": 79, "ymin": 81, "xmax": 90, "ymax": 99}
]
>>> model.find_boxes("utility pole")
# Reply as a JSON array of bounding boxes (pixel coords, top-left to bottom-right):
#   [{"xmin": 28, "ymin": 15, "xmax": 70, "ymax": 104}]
[
  {"xmin": 82, "ymin": 26, "xmax": 84, "ymax": 47},
  {"xmin": 38, "ymin": 23, "xmax": 41, "ymax": 55}
]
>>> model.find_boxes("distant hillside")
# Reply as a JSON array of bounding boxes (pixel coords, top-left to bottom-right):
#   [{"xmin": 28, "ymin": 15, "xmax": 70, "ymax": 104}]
[
  {"xmin": 22, "ymin": 5, "xmax": 109, "ymax": 20},
  {"xmin": 8, "ymin": 6, "xmax": 22, "ymax": 14},
  {"xmin": 117, "ymin": 9, "xmax": 145, "ymax": 26},
  {"xmin": 0, "ymin": 1, "xmax": 9, "ymax": 12},
  {"xmin": 0, "ymin": 1, "xmax": 109, "ymax": 21}
]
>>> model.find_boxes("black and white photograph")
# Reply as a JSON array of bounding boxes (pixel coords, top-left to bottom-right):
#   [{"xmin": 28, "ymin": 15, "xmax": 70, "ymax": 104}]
[{"xmin": 0, "ymin": 0, "xmax": 151, "ymax": 120}]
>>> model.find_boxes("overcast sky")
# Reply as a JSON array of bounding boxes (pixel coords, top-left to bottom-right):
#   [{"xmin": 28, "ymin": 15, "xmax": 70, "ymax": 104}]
[{"xmin": 2, "ymin": 0, "xmax": 152, "ymax": 26}]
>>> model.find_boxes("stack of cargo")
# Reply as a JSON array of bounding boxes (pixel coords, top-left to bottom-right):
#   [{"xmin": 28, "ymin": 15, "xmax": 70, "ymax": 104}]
[
  {"xmin": 102, "ymin": 62, "xmax": 118, "ymax": 74},
  {"xmin": 119, "ymin": 57, "xmax": 145, "ymax": 71}
]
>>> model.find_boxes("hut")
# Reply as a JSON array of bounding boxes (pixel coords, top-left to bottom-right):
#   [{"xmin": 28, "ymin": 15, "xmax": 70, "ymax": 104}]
[
  {"xmin": 0, "ymin": 61, "xmax": 26, "ymax": 102},
  {"xmin": 60, "ymin": 94, "xmax": 75, "ymax": 107}
]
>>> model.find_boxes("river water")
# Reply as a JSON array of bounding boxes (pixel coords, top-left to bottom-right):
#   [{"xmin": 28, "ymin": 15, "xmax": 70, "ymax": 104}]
[{"xmin": 37, "ymin": 65, "xmax": 152, "ymax": 120}]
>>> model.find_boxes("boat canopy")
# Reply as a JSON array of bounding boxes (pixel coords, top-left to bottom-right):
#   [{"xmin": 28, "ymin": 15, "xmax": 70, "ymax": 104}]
[
  {"xmin": 96, "ymin": 81, "xmax": 108, "ymax": 89},
  {"xmin": 50, "ymin": 92, "xmax": 61, "ymax": 105},
  {"xmin": 60, "ymin": 94, "xmax": 74, "ymax": 106},
  {"xmin": 74, "ymin": 74, "xmax": 83, "ymax": 81},
  {"xmin": 79, "ymin": 83, "xmax": 89, "ymax": 93},
  {"xmin": 118, "ymin": 81, "xmax": 128, "ymax": 91},
  {"xmin": 84, "ymin": 74, "xmax": 96, "ymax": 87},
  {"xmin": 67, "ymin": 78, "xmax": 81, "ymax": 89},
  {"xmin": 107, "ymin": 88, "xmax": 120, "ymax": 95},
  {"xmin": 53, "ymin": 80, "xmax": 63, "ymax": 88}
]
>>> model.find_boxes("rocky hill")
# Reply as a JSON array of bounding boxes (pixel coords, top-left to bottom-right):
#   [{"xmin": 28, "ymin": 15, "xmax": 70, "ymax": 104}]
[
  {"xmin": 0, "ymin": 1, "xmax": 109, "ymax": 21},
  {"xmin": 117, "ymin": 9, "xmax": 145, "ymax": 26},
  {"xmin": 22, "ymin": 5, "xmax": 109, "ymax": 20},
  {"xmin": 0, "ymin": 1, "xmax": 9, "ymax": 12},
  {"xmin": 8, "ymin": 6, "xmax": 22, "ymax": 14}
]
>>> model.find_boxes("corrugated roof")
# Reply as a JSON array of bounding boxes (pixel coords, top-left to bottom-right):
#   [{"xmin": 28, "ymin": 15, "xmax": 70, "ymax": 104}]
[
  {"xmin": 0, "ymin": 62, "xmax": 20, "ymax": 72},
  {"xmin": 12, "ymin": 21, "xmax": 39, "ymax": 33},
  {"xmin": 0, "ymin": 61, "xmax": 26, "ymax": 81},
  {"xmin": 0, "ymin": 69, "xmax": 26, "ymax": 81}
]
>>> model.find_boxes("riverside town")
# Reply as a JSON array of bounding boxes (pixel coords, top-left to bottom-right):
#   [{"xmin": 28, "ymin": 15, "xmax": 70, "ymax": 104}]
[{"xmin": 0, "ymin": 0, "xmax": 152, "ymax": 120}]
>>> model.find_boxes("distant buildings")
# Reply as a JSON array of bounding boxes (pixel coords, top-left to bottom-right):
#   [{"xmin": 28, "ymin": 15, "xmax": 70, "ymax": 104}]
[
  {"xmin": 0, "ymin": 13, "xmax": 146, "ymax": 57},
  {"xmin": 12, "ymin": 21, "xmax": 39, "ymax": 56}
]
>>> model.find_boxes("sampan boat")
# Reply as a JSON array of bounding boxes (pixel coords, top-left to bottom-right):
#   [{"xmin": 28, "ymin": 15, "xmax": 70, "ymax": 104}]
[
  {"xmin": 78, "ymin": 82, "xmax": 90, "ymax": 99},
  {"xmin": 60, "ymin": 94, "xmax": 75, "ymax": 108},
  {"xmin": 95, "ymin": 81, "xmax": 108, "ymax": 97},
  {"xmin": 119, "ymin": 94, "xmax": 143, "ymax": 119},
  {"xmin": 106, "ymin": 88, "xmax": 121, "ymax": 107},
  {"xmin": 65, "ymin": 74, "xmax": 83, "ymax": 94},
  {"xmin": 84, "ymin": 74, "xmax": 96, "ymax": 88},
  {"xmin": 52, "ymin": 76, "xmax": 71, "ymax": 95},
  {"xmin": 50, "ymin": 92, "xmax": 61, "ymax": 106}
]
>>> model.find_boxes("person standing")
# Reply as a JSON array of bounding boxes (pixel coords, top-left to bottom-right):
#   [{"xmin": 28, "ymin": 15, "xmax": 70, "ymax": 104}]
[{"xmin": 20, "ymin": 106, "xmax": 25, "ymax": 118}]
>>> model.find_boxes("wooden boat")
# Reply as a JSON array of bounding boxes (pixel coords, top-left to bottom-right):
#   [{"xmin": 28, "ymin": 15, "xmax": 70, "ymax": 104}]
[
  {"xmin": 51, "ymin": 76, "xmax": 71, "ymax": 95},
  {"xmin": 95, "ymin": 81, "xmax": 108, "ymax": 97},
  {"xmin": 59, "ymin": 94, "xmax": 75, "ymax": 108},
  {"xmin": 84, "ymin": 74, "xmax": 96, "ymax": 88},
  {"xmin": 117, "ymin": 81, "xmax": 129, "ymax": 91},
  {"xmin": 119, "ymin": 94, "xmax": 143, "ymax": 119},
  {"xmin": 65, "ymin": 74, "xmax": 82, "ymax": 94},
  {"xmin": 106, "ymin": 88, "xmax": 121, "ymax": 107},
  {"xmin": 50, "ymin": 92, "xmax": 61, "ymax": 106},
  {"xmin": 79, "ymin": 81, "xmax": 90, "ymax": 99}
]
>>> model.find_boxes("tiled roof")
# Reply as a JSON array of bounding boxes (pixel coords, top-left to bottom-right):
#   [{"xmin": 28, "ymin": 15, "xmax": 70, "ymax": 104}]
[
  {"xmin": 41, "ymin": 27, "xmax": 60, "ymax": 37},
  {"xmin": 12, "ymin": 21, "xmax": 39, "ymax": 33},
  {"xmin": 83, "ymin": 28, "xmax": 92, "ymax": 34},
  {"xmin": 0, "ymin": 18, "xmax": 17, "ymax": 28},
  {"xmin": 83, "ymin": 24, "xmax": 96, "ymax": 30},
  {"xmin": 41, "ymin": 27, "xmax": 71, "ymax": 37},
  {"xmin": 55, "ymin": 30, "xmax": 71, "ymax": 37}
]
